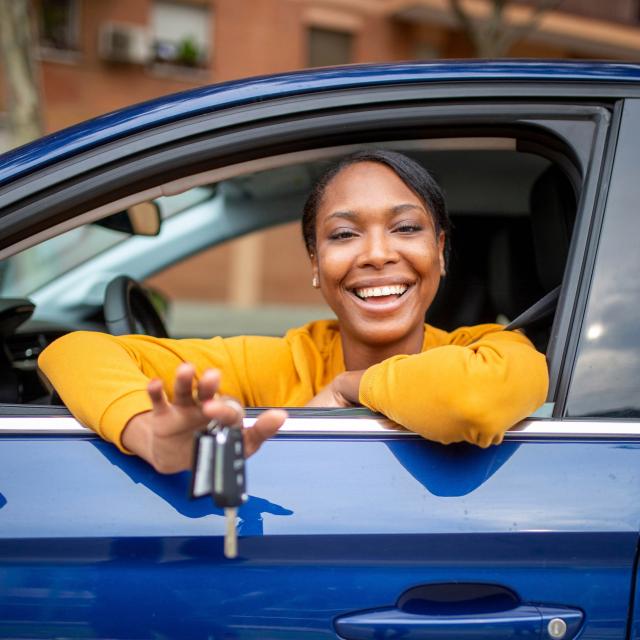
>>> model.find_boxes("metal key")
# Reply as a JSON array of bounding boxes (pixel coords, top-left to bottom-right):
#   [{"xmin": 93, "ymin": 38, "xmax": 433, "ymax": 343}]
[
  {"xmin": 190, "ymin": 418, "xmax": 247, "ymax": 559},
  {"xmin": 212, "ymin": 424, "xmax": 246, "ymax": 558}
]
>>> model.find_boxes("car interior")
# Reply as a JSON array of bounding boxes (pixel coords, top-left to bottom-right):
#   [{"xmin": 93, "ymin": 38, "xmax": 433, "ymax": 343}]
[{"xmin": 0, "ymin": 133, "xmax": 579, "ymax": 408}]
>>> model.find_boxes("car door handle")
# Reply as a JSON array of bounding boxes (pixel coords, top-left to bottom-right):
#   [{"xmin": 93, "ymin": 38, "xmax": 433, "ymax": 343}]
[{"xmin": 335, "ymin": 603, "xmax": 583, "ymax": 640}]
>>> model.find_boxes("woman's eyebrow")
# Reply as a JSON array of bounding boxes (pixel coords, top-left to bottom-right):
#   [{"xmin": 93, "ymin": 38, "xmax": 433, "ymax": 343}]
[
  {"xmin": 326, "ymin": 203, "xmax": 427, "ymax": 222},
  {"xmin": 392, "ymin": 203, "xmax": 427, "ymax": 215},
  {"xmin": 326, "ymin": 210, "xmax": 358, "ymax": 222}
]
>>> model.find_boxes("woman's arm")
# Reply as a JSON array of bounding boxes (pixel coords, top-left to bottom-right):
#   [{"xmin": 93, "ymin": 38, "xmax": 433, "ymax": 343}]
[
  {"xmin": 38, "ymin": 331, "xmax": 288, "ymax": 467},
  {"xmin": 357, "ymin": 328, "xmax": 548, "ymax": 447}
]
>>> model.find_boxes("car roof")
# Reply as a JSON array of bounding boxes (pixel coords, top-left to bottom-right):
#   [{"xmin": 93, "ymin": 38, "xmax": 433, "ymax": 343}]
[{"xmin": 1, "ymin": 59, "xmax": 639, "ymax": 188}]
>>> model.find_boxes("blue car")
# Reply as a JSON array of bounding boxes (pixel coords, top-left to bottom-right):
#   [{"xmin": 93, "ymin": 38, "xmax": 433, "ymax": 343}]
[{"xmin": 1, "ymin": 60, "xmax": 640, "ymax": 639}]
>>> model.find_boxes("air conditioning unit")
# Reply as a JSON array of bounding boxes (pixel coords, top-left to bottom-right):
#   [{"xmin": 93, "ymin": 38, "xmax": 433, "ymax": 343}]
[{"xmin": 99, "ymin": 22, "xmax": 151, "ymax": 64}]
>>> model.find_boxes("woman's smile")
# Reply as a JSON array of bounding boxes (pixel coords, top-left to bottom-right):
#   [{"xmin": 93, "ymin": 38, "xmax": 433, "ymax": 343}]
[
  {"xmin": 354, "ymin": 285, "xmax": 408, "ymax": 299},
  {"xmin": 348, "ymin": 280, "xmax": 413, "ymax": 308},
  {"xmin": 310, "ymin": 161, "xmax": 445, "ymax": 365}
]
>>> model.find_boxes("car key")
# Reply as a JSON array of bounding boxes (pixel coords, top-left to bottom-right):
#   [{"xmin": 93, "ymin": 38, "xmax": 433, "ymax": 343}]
[
  {"xmin": 212, "ymin": 423, "xmax": 246, "ymax": 558},
  {"xmin": 190, "ymin": 415, "xmax": 247, "ymax": 559}
]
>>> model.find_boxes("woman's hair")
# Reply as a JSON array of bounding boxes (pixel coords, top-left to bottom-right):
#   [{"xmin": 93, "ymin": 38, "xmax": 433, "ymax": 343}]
[{"xmin": 301, "ymin": 149, "xmax": 451, "ymax": 262}]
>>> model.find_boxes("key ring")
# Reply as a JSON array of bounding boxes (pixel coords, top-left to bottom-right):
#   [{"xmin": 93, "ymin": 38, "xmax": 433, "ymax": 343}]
[{"xmin": 206, "ymin": 396, "xmax": 246, "ymax": 433}]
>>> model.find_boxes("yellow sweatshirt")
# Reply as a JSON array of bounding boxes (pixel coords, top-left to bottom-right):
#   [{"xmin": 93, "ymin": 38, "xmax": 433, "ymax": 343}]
[{"xmin": 38, "ymin": 320, "xmax": 548, "ymax": 451}]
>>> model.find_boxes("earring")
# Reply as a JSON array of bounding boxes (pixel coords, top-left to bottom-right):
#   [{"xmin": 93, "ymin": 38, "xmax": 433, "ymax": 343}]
[{"xmin": 312, "ymin": 276, "xmax": 319, "ymax": 288}]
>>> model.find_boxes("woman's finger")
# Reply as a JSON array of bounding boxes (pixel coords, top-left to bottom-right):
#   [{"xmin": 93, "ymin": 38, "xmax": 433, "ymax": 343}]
[
  {"xmin": 173, "ymin": 363, "xmax": 197, "ymax": 406},
  {"xmin": 197, "ymin": 368, "xmax": 221, "ymax": 403},
  {"xmin": 202, "ymin": 396, "xmax": 244, "ymax": 427},
  {"xmin": 243, "ymin": 409, "xmax": 287, "ymax": 457},
  {"xmin": 147, "ymin": 378, "xmax": 169, "ymax": 413}
]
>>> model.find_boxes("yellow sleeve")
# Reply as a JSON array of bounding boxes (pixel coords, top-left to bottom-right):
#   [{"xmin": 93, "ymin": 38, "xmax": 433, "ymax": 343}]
[
  {"xmin": 38, "ymin": 331, "xmax": 293, "ymax": 452},
  {"xmin": 358, "ymin": 326, "xmax": 549, "ymax": 447}
]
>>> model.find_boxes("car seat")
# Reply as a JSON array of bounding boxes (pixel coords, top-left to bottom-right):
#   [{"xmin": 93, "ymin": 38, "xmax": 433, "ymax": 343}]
[{"xmin": 493, "ymin": 164, "xmax": 577, "ymax": 350}]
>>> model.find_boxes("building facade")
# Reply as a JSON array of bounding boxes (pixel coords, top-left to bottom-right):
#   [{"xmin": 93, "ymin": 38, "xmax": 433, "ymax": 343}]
[{"xmin": 5, "ymin": 0, "xmax": 640, "ymax": 139}]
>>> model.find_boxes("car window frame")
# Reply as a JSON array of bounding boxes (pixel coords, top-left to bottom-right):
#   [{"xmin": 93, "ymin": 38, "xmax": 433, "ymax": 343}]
[
  {"xmin": 0, "ymin": 89, "xmax": 620, "ymax": 253},
  {"xmin": 0, "ymin": 92, "xmax": 619, "ymax": 435},
  {"xmin": 1, "ymin": 405, "xmax": 639, "ymax": 442}
]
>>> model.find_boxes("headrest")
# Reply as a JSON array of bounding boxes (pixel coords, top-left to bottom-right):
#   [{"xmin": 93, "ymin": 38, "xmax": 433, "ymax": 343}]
[{"xmin": 489, "ymin": 219, "xmax": 542, "ymax": 321}]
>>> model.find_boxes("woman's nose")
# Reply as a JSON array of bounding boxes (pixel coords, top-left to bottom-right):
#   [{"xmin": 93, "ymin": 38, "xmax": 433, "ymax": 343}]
[{"xmin": 357, "ymin": 230, "xmax": 399, "ymax": 268}]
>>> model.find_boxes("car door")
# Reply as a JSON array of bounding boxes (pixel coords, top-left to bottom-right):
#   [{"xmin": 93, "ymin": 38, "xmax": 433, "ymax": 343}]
[
  {"xmin": 1, "ymin": 75, "xmax": 639, "ymax": 639},
  {"xmin": 2, "ymin": 409, "xmax": 639, "ymax": 639}
]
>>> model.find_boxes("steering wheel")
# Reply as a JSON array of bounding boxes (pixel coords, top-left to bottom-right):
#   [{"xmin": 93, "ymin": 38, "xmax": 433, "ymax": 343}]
[{"xmin": 103, "ymin": 275, "xmax": 169, "ymax": 338}]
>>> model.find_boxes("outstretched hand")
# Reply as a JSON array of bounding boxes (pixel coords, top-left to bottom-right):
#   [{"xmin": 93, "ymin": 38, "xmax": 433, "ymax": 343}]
[{"xmin": 122, "ymin": 364, "xmax": 287, "ymax": 473}]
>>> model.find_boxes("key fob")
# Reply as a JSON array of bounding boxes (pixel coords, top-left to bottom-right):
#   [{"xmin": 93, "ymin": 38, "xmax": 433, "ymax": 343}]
[
  {"xmin": 212, "ymin": 425, "xmax": 246, "ymax": 508},
  {"xmin": 190, "ymin": 425, "xmax": 247, "ymax": 506}
]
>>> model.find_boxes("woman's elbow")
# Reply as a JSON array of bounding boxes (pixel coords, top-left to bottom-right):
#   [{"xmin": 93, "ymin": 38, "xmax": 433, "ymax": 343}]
[
  {"xmin": 429, "ymin": 381, "xmax": 546, "ymax": 448},
  {"xmin": 39, "ymin": 330, "xmax": 115, "ymax": 384}
]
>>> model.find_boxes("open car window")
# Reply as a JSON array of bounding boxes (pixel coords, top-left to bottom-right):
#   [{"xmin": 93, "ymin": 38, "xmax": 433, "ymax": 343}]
[
  {"xmin": 0, "ymin": 122, "xmax": 597, "ymax": 419},
  {"xmin": 142, "ymin": 141, "xmax": 570, "ymax": 352}
]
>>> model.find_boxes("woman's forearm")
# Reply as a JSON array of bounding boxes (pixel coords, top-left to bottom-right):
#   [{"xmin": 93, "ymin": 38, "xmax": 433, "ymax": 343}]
[
  {"xmin": 358, "ymin": 331, "xmax": 548, "ymax": 447},
  {"xmin": 121, "ymin": 411, "xmax": 153, "ymax": 460}
]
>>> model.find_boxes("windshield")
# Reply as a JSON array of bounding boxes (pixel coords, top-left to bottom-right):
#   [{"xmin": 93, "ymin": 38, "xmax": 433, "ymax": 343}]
[{"xmin": 0, "ymin": 187, "xmax": 215, "ymax": 297}]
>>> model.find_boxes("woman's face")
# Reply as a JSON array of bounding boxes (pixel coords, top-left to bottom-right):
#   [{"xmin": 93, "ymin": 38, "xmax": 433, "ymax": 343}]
[{"xmin": 311, "ymin": 161, "xmax": 445, "ymax": 348}]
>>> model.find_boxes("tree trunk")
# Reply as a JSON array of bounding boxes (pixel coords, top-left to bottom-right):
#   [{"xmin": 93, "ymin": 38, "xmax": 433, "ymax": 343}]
[
  {"xmin": 0, "ymin": 0, "xmax": 43, "ymax": 149},
  {"xmin": 450, "ymin": 0, "xmax": 562, "ymax": 58}
]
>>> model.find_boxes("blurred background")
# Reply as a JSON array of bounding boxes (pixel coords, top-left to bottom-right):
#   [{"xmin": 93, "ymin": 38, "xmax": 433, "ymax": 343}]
[
  {"xmin": 1, "ymin": 0, "xmax": 639, "ymax": 336},
  {"xmin": 2, "ymin": 0, "xmax": 640, "ymax": 151}
]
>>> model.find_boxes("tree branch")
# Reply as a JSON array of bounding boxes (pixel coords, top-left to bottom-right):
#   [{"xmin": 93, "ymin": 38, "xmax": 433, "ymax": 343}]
[
  {"xmin": 495, "ymin": 0, "xmax": 562, "ymax": 55},
  {"xmin": 449, "ymin": 0, "xmax": 483, "ymax": 53},
  {"xmin": 449, "ymin": 0, "xmax": 563, "ymax": 58}
]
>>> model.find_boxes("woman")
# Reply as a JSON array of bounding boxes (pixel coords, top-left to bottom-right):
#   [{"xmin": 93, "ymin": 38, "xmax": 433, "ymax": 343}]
[{"xmin": 38, "ymin": 150, "xmax": 548, "ymax": 473}]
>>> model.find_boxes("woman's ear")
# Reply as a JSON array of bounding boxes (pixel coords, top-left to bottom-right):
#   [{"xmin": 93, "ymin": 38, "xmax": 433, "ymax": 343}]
[
  {"xmin": 310, "ymin": 253, "xmax": 320, "ymax": 288},
  {"xmin": 438, "ymin": 231, "xmax": 446, "ymax": 277}
]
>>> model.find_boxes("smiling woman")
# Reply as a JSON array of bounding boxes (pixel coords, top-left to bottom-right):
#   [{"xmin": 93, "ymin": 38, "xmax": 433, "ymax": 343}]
[
  {"xmin": 37, "ymin": 149, "xmax": 548, "ymax": 472},
  {"xmin": 305, "ymin": 151, "xmax": 448, "ymax": 367}
]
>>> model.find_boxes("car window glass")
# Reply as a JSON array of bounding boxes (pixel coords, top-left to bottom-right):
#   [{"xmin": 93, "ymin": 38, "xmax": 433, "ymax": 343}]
[
  {"xmin": 566, "ymin": 100, "xmax": 640, "ymax": 418},
  {"xmin": 0, "ymin": 186, "xmax": 214, "ymax": 297}
]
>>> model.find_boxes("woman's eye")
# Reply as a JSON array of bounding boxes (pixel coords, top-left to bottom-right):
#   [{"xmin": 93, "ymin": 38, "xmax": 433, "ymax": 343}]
[
  {"xmin": 329, "ymin": 229, "xmax": 357, "ymax": 240},
  {"xmin": 395, "ymin": 224, "xmax": 423, "ymax": 233}
]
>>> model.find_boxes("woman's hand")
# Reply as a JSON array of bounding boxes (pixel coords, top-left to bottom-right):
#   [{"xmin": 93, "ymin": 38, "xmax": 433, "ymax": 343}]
[
  {"xmin": 121, "ymin": 363, "xmax": 287, "ymax": 474},
  {"xmin": 305, "ymin": 370, "xmax": 365, "ymax": 408}
]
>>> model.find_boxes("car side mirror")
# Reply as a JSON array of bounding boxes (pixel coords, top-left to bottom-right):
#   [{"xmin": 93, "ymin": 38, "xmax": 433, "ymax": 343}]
[{"xmin": 95, "ymin": 201, "xmax": 162, "ymax": 236}]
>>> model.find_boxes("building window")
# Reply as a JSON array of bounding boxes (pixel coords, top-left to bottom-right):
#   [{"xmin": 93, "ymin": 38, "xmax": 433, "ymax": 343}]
[
  {"xmin": 152, "ymin": 1, "xmax": 210, "ymax": 68},
  {"xmin": 39, "ymin": 0, "xmax": 79, "ymax": 51},
  {"xmin": 308, "ymin": 27, "xmax": 353, "ymax": 67}
]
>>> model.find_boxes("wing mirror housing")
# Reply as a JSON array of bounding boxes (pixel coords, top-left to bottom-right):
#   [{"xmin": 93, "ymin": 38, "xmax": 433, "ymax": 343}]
[{"xmin": 95, "ymin": 201, "xmax": 162, "ymax": 236}]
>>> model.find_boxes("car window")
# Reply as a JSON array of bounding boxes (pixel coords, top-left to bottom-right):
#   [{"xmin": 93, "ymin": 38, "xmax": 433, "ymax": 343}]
[
  {"xmin": 0, "ymin": 136, "xmax": 584, "ymax": 415},
  {"xmin": 142, "ymin": 146, "xmax": 568, "ymax": 353},
  {"xmin": 0, "ymin": 186, "xmax": 215, "ymax": 298},
  {"xmin": 566, "ymin": 99, "xmax": 640, "ymax": 418}
]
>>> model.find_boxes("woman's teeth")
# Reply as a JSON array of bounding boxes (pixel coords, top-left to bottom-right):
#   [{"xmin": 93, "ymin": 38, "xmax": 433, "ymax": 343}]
[{"xmin": 354, "ymin": 284, "xmax": 409, "ymax": 300}]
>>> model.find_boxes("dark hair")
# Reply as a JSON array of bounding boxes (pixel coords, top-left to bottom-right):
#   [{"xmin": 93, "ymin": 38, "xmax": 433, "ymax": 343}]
[{"xmin": 301, "ymin": 149, "xmax": 451, "ymax": 262}]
